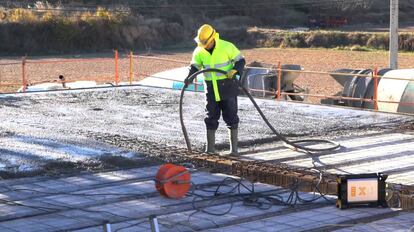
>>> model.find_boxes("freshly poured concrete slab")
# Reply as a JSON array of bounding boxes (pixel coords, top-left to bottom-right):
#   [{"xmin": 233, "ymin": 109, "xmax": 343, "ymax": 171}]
[{"xmin": 0, "ymin": 86, "xmax": 412, "ymax": 173}]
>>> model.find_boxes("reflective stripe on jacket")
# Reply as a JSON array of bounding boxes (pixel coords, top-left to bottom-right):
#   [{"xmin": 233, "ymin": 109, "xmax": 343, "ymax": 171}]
[{"xmin": 191, "ymin": 33, "xmax": 243, "ymax": 102}]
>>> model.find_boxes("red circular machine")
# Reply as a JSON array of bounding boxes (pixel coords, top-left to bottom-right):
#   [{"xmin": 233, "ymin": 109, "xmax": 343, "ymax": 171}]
[{"xmin": 155, "ymin": 164, "xmax": 191, "ymax": 199}]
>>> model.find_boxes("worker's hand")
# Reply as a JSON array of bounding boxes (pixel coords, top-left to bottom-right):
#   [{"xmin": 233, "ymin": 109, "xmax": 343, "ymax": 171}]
[{"xmin": 226, "ymin": 69, "xmax": 238, "ymax": 79}]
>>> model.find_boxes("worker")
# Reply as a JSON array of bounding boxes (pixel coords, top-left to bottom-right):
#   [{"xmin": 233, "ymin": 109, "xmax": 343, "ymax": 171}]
[
  {"xmin": 184, "ymin": 24, "xmax": 246, "ymax": 156},
  {"xmin": 58, "ymin": 75, "xmax": 67, "ymax": 88}
]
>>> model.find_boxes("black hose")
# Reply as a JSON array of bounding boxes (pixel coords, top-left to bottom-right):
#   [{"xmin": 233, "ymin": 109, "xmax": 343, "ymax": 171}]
[
  {"xmin": 180, "ymin": 68, "xmax": 340, "ymax": 153},
  {"xmin": 180, "ymin": 78, "xmax": 193, "ymax": 151}
]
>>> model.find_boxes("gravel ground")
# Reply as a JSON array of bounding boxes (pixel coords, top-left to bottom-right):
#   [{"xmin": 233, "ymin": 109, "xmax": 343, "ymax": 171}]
[{"xmin": 0, "ymin": 86, "xmax": 412, "ymax": 174}]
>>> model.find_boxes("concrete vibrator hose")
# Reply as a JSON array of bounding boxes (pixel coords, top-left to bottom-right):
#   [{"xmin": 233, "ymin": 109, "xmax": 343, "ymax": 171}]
[{"xmin": 180, "ymin": 68, "xmax": 340, "ymax": 153}]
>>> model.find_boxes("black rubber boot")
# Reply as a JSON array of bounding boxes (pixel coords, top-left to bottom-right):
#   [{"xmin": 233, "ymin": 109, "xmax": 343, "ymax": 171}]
[{"xmin": 205, "ymin": 129, "xmax": 216, "ymax": 154}]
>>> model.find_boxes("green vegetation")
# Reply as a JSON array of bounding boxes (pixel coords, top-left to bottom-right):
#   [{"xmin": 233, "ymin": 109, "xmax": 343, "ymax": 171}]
[
  {"xmin": 0, "ymin": 7, "xmax": 187, "ymax": 54},
  {"xmin": 247, "ymin": 30, "xmax": 414, "ymax": 52},
  {"xmin": 1, "ymin": 1, "xmax": 414, "ymax": 54}
]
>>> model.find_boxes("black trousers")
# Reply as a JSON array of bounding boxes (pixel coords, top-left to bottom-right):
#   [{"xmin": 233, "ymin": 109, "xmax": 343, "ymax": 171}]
[{"xmin": 204, "ymin": 96, "xmax": 239, "ymax": 130}]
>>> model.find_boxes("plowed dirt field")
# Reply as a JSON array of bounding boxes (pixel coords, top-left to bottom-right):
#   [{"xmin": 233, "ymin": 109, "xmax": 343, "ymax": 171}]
[{"xmin": 1, "ymin": 48, "xmax": 414, "ymax": 103}]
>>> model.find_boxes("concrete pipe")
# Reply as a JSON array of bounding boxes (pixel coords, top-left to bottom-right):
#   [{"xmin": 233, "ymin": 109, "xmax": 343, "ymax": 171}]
[{"xmin": 378, "ymin": 69, "xmax": 414, "ymax": 114}]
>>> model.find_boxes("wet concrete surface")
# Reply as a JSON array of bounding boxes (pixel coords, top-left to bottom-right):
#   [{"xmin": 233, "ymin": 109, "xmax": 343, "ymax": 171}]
[{"xmin": 0, "ymin": 86, "xmax": 412, "ymax": 173}]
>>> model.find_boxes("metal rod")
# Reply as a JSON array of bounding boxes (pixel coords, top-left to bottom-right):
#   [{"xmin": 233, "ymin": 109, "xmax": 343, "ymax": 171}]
[
  {"xmin": 129, "ymin": 51, "xmax": 133, "ymax": 85},
  {"xmin": 0, "ymin": 82, "xmax": 23, "ymax": 87},
  {"xmin": 103, "ymin": 222, "xmax": 111, "ymax": 232},
  {"xmin": 377, "ymin": 100, "xmax": 414, "ymax": 106},
  {"xmin": 277, "ymin": 62, "xmax": 282, "ymax": 100},
  {"xmin": 280, "ymin": 91, "xmax": 374, "ymax": 102},
  {"xmin": 278, "ymin": 69, "xmax": 373, "ymax": 77},
  {"xmin": 373, "ymin": 67, "xmax": 379, "ymax": 111},
  {"xmin": 21, "ymin": 56, "xmax": 27, "ymax": 92},
  {"xmin": 26, "ymin": 58, "xmax": 113, "ymax": 64},
  {"xmin": 149, "ymin": 215, "xmax": 160, "ymax": 232},
  {"xmin": 0, "ymin": 62, "xmax": 20, "ymax": 66},
  {"xmin": 134, "ymin": 55, "xmax": 188, "ymax": 64},
  {"xmin": 115, "ymin": 50, "xmax": 119, "ymax": 86}
]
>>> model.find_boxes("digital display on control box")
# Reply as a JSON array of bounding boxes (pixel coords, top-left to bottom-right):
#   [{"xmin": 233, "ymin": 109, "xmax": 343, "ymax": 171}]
[{"xmin": 347, "ymin": 178, "xmax": 378, "ymax": 202}]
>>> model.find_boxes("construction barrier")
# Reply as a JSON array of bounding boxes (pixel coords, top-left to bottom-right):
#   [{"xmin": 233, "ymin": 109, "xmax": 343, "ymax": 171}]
[
  {"xmin": 0, "ymin": 61, "xmax": 23, "ymax": 92},
  {"xmin": 0, "ymin": 51, "xmax": 412, "ymax": 114},
  {"xmin": 24, "ymin": 56, "xmax": 117, "ymax": 86},
  {"xmin": 134, "ymin": 55, "xmax": 413, "ymax": 113}
]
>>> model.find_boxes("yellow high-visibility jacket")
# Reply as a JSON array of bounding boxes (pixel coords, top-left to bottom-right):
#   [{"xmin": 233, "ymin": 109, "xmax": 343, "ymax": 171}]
[{"xmin": 191, "ymin": 33, "xmax": 244, "ymax": 102}]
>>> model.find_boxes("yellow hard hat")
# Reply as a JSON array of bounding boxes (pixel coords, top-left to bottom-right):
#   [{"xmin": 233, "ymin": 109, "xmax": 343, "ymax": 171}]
[{"xmin": 194, "ymin": 24, "xmax": 216, "ymax": 47}]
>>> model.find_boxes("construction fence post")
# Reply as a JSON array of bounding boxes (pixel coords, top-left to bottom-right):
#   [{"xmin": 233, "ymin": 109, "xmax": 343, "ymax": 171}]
[
  {"xmin": 115, "ymin": 50, "xmax": 119, "ymax": 86},
  {"xmin": 373, "ymin": 67, "xmax": 379, "ymax": 111},
  {"xmin": 277, "ymin": 62, "xmax": 282, "ymax": 100},
  {"xmin": 129, "ymin": 51, "xmax": 133, "ymax": 85},
  {"xmin": 138, "ymin": 54, "xmax": 141, "ymax": 81},
  {"xmin": 21, "ymin": 56, "xmax": 27, "ymax": 92}
]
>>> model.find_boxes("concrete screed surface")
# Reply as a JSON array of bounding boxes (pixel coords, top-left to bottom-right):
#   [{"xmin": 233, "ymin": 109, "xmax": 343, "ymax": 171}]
[
  {"xmin": 0, "ymin": 85, "xmax": 412, "ymax": 172},
  {"xmin": 0, "ymin": 86, "xmax": 413, "ymax": 231},
  {"xmin": 0, "ymin": 165, "xmax": 412, "ymax": 232}
]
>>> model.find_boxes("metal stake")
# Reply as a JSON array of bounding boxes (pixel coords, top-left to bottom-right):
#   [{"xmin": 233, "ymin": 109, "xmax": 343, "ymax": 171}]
[
  {"xmin": 103, "ymin": 222, "xmax": 111, "ymax": 232},
  {"xmin": 149, "ymin": 215, "xmax": 160, "ymax": 232}
]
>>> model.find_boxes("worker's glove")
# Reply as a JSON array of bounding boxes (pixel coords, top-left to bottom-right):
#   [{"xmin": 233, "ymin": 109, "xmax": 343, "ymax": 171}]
[
  {"xmin": 226, "ymin": 69, "xmax": 238, "ymax": 79},
  {"xmin": 184, "ymin": 77, "xmax": 192, "ymax": 86}
]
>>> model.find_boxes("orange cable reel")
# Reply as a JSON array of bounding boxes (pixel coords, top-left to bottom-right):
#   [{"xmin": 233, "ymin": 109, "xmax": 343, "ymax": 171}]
[{"xmin": 155, "ymin": 163, "xmax": 191, "ymax": 199}]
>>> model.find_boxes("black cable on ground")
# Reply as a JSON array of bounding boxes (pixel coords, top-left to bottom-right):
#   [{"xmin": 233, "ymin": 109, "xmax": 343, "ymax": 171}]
[
  {"xmin": 185, "ymin": 175, "xmax": 335, "ymax": 231},
  {"xmin": 0, "ymin": 170, "xmax": 334, "ymax": 231},
  {"xmin": 180, "ymin": 68, "xmax": 340, "ymax": 153}
]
